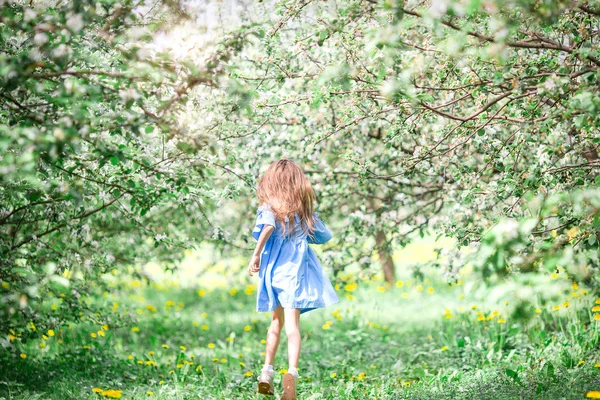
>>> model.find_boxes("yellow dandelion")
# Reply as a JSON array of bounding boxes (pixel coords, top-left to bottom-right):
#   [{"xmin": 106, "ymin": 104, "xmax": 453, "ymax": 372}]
[
  {"xmin": 553, "ymin": 305, "xmax": 561, "ymax": 311},
  {"xmin": 344, "ymin": 282, "xmax": 358, "ymax": 292},
  {"xmin": 594, "ymin": 314, "xmax": 600, "ymax": 321},
  {"xmin": 180, "ymin": 346, "xmax": 186, "ymax": 351},
  {"xmin": 240, "ymin": 362, "xmax": 246, "ymax": 368},
  {"xmin": 148, "ymin": 351, "xmax": 155, "ymax": 356},
  {"xmin": 416, "ymin": 285, "xmax": 423, "ymax": 292},
  {"xmin": 471, "ymin": 305, "xmax": 478, "ymax": 310},
  {"xmin": 98, "ymin": 331, "xmax": 105, "ymax": 337},
  {"xmin": 594, "ymin": 363, "xmax": 600, "ymax": 368},
  {"xmin": 244, "ymin": 326, "xmax": 251, "ymax": 332},
  {"xmin": 162, "ymin": 344, "xmax": 169, "ymax": 349},
  {"xmin": 131, "ymin": 327, "xmax": 140, "ymax": 332},
  {"xmin": 592, "ymin": 306, "xmax": 600, "ymax": 312},
  {"xmin": 20, "ymin": 353, "xmax": 26, "ymax": 359},
  {"xmin": 563, "ymin": 302, "xmax": 570, "ymax": 308},
  {"xmin": 347, "ymin": 295, "xmax": 355, "ymax": 300},
  {"xmin": 587, "ymin": 392, "xmax": 600, "ymax": 399},
  {"xmin": 229, "ymin": 288, "xmax": 238, "ymax": 296},
  {"xmin": 356, "ymin": 372, "xmax": 366, "ymax": 380},
  {"xmin": 244, "ymin": 371, "xmax": 253, "ymax": 377},
  {"xmin": 102, "ymin": 324, "xmax": 109, "ymax": 331},
  {"xmin": 330, "ymin": 372, "xmax": 337, "ymax": 378},
  {"xmin": 498, "ymin": 318, "xmax": 506, "ymax": 324},
  {"xmin": 39, "ymin": 342, "xmax": 46, "ymax": 348},
  {"xmin": 208, "ymin": 343, "xmax": 215, "ymax": 349},
  {"xmin": 322, "ymin": 324, "xmax": 330, "ymax": 329},
  {"xmin": 441, "ymin": 346, "xmax": 448, "ymax": 351},
  {"xmin": 477, "ymin": 315, "xmax": 485, "ymax": 321},
  {"xmin": 578, "ymin": 360, "xmax": 585, "ymax": 366},
  {"xmin": 147, "ymin": 392, "xmax": 153, "ymax": 396},
  {"xmin": 279, "ymin": 369, "xmax": 288, "ymax": 374},
  {"xmin": 137, "ymin": 360, "xmax": 143, "ymax": 365},
  {"xmin": 401, "ymin": 293, "xmax": 408, "ymax": 299},
  {"xmin": 166, "ymin": 300, "xmax": 175, "ymax": 307},
  {"xmin": 92, "ymin": 388, "xmax": 103, "ymax": 393},
  {"xmin": 261, "ymin": 339, "xmax": 266, "ymax": 344},
  {"xmin": 427, "ymin": 287, "xmax": 434, "ymax": 294},
  {"xmin": 535, "ymin": 308, "xmax": 541, "ymax": 314},
  {"xmin": 102, "ymin": 389, "xmax": 122, "ymax": 399},
  {"xmin": 220, "ymin": 358, "xmax": 227, "ymax": 363},
  {"xmin": 376, "ymin": 286, "xmax": 385, "ymax": 293},
  {"xmin": 226, "ymin": 337, "xmax": 233, "ymax": 342},
  {"xmin": 196, "ymin": 365, "xmax": 203, "ymax": 372},
  {"xmin": 201, "ymin": 325, "xmax": 209, "ymax": 331},
  {"xmin": 42, "ymin": 335, "xmax": 48, "ymax": 340},
  {"xmin": 48, "ymin": 330, "xmax": 55, "ymax": 337},
  {"xmin": 396, "ymin": 280, "xmax": 404, "ymax": 288}
]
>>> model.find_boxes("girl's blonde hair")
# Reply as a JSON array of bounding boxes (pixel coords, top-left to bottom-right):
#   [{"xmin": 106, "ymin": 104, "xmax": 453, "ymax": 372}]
[{"xmin": 257, "ymin": 159, "xmax": 316, "ymax": 238}]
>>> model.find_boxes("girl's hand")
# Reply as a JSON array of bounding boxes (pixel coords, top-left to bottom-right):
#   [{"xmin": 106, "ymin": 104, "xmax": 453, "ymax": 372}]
[{"xmin": 247, "ymin": 254, "xmax": 260, "ymax": 276}]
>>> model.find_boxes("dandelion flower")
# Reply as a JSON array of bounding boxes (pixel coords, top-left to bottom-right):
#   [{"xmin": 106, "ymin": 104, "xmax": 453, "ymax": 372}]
[
  {"xmin": 416, "ymin": 285, "xmax": 423, "ymax": 292},
  {"xmin": 39, "ymin": 342, "xmax": 46, "ymax": 348},
  {"xmin": 279, "ymin": 369, "xmax": 288, "ymax": 374},
  {"xmin": 131, "ymin": 327, "xmax": 140, "ymax": 332},
  {"xmin": 441, "ymin": 346, "xmax": 448, "ymax": 351},
  {"xmin": 330, "ymin": 372, "xmax": 337, "ymax": 378},
  {"xmin": 244, "ymin": 326, "xmax": 251, "ymax": 332},
  {"xmin": 427, "ymin": 287, "xmax": 434, "ymax": 294},
  {"xmin": 244, "ymin": 371, "xmax": 253, "ymax": 377},
  {"xmin": 180, "ymin": 346, "xmax": 186, "ymax": 351},
  {"xmin": 586, "ymin": 392, "xmax": 600, "ymax": 399},
  {"xmin": 196, "ymin": 365, "xmax": 203, "ymax": 372},
  {"xmin": 102, "ymin": 389, "xmax": 122, "ymax": 398},
  {"xmin": 48, "ymin": 330, "xmax": 55, "ymax": 337},
  {"xmin": 553, "ymin": 305, "xmax": 561, "ymax": 311},
  {"xmin": 594, "ymin": 314, "xmax": 600, "ymax": 321},
  {"xmin": 396, "ymin": 281, "xmax": 404, "ymax": 288},
  {"xmin": 20, "ymin": 353, "xmax": 26, "ymax": 359},
  {"xmin": 162, "ymin": 344, "xmax": 169, "ymax": 349},
  {"xmin": 592, "ymin": 306, "xmax": 600, "ymax": 312},
  {"xmin": 535, "ymin": 308, "xmax": 541, "ymax": 313},
  {"xmin": 377, "ymin": 286, "xmax": 385, "ymax": 293},
  {"xmin": 356, "ymin": 372, "xmax": 366, "ymax": 380},
  {"xmin": 497, "ymin": 318, "xmax": 506, "ymax": 324},
  {"xmin": 92, "ymin": 388, "xmax": 103, "ymax": 393},
  {"xmin": 147, "ymin": 392, "xmax": 153, "ymax": 396},
  {"xmin": 208, "ymin": 343, "xmax": 215, "ymax": 349}
]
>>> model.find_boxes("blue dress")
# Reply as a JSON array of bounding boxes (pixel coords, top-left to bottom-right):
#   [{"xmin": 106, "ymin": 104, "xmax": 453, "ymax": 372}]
[{"xmin": 252, "ymin": 204, "xmax": 339, "ymax": 314}]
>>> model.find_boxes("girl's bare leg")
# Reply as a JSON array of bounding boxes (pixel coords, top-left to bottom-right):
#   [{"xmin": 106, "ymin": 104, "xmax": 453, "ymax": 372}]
[
  {"xmin": 264, "ymin": 305, "xmax": 284, "ymax": 366},
  {"xmin": 283, "ymin": 308, "xmax": 301, "ymax": 370}
]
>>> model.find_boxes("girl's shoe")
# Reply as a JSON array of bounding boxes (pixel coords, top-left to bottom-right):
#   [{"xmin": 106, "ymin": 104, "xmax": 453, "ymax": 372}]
[
  {"xmin": 280, "ymin": 372, "xmax": 298, "ymax": 400},
  {"xmin": 257, "ymin": 371, "xmax": 275, "ymax": 396}
]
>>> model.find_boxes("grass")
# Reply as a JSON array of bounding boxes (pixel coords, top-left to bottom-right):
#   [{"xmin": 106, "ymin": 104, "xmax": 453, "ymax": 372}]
[{"xmin": 1, "ymin": 265, "xmax": 600, "ymax": 399}]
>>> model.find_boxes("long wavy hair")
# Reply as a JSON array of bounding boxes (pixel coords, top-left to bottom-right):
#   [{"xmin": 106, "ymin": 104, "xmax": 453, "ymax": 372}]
[{"xmin": 257, "ymin": 159, "xmax": 316, "ymax": 238}]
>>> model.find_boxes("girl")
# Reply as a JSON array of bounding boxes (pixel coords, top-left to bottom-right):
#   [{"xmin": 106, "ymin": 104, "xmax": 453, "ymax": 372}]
[{"xmin": 248, "ymin": 159, "xmax": 339, "ymax": 400}]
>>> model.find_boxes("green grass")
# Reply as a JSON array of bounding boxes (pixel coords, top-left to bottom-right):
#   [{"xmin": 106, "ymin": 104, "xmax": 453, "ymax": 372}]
[{"xmin": 1, "ymin": 270, "xmax": 600, "ymax": 399}]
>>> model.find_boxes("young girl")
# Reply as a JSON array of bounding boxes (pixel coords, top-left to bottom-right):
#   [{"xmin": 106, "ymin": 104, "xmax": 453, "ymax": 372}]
[{"xmin": 248, "ymin": 159, "xmax": 339, "ymax": 400}]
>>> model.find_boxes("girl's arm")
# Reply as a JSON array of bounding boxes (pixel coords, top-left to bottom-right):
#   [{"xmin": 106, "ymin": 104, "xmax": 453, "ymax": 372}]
[
  {"xmin": 248, "ymin": 224, "xmax": 275, "ymax": 276},
  {"xmin": 307, "ymin": 213, "xmax": 332, "ymax": 244}
]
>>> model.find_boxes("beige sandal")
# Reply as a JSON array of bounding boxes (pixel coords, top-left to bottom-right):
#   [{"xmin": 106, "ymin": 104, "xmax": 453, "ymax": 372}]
[
  {"xmin": 257, "ymin": 371, "xmax": 274, "ymax": 396},
  {"xmin": 280, "ymin": 372, "xmax": 298, "ymax": 400}
]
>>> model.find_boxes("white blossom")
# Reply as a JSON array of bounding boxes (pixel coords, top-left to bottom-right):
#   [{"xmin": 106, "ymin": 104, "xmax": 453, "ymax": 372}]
[
  {"xmin": 33, "ymin": 32, "xmax": 48, "ymax": 45},
  {"xmin": 66, "ymin": 13, "xmax": 84, "ymax": 33}
]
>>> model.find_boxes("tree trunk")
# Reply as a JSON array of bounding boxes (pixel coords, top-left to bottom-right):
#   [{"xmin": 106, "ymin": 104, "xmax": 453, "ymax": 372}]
[{"xmin": 375, "ymin": 229, "xmax": 395, "ymax": 285}]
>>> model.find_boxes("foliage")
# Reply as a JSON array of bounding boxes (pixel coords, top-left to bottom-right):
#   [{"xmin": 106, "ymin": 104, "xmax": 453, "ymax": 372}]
[
  {"xmin": 0, "ymin": 0, "xmax": 249, "ymax": 336},
  {"xmin": 205, "ymin": 0, "xmax": 600, "ymax": 285}
]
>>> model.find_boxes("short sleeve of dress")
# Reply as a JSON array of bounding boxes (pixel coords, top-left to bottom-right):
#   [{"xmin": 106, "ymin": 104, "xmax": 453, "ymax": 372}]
[
  {"xmin": 308, "ymin": 212, "xmax": 332, "ymax": 244},
  {"xmin": 252, "ymin": 205, "xmax": 276, "ymax": 240}
]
